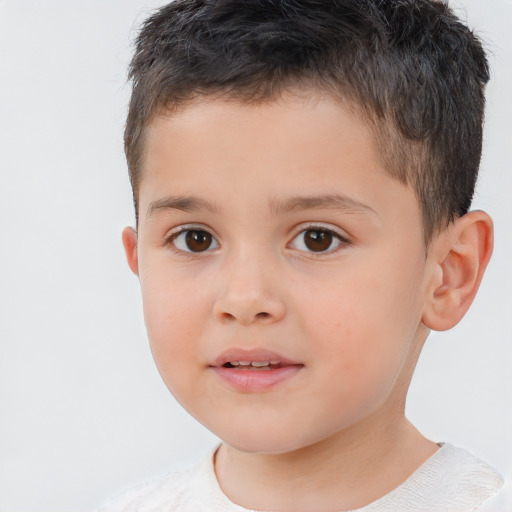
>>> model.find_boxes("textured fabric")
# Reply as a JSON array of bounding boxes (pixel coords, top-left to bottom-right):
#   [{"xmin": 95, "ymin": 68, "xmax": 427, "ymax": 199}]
[{"xmin": 99, "ymin": 443, "xmax": 504, "ymax": 512}]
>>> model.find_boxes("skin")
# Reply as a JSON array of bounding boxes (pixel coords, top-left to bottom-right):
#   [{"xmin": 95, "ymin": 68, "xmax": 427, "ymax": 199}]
[{"xmin": 122, "ymin": 92, "xmax": 493, "ymax": 511}]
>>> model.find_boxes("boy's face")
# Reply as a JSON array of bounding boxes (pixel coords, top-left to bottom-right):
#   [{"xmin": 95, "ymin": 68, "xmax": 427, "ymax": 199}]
[{"xmin": 126, "ymin": 93, "xmax": 434, "ymax": 454}]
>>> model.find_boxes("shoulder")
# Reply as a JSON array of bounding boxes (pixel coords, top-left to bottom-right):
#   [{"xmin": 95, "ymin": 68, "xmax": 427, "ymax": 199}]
[
  {"xmin": 476, "ymin": 477, "xmax": 512, "ymax": 512},
  {"xmin": 97, "ymin": 451, "xmax": 219, "ymax": 512},
  {"xmin": 432, "ymin": 443, "xmax": 505, "ymax": 511},
  {"xmin": 432, "ymin": 444, "xmax": 504, "ymax": 501},
  {"xmin": 365, "ymin": 443, "xmax": 504, "ymax": 512}
]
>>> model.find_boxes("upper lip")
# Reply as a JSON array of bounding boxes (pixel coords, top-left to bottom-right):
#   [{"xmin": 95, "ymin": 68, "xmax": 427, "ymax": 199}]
[{"xmin": 210, "ymin": 348, "xmax": 302, "ymax": 367}]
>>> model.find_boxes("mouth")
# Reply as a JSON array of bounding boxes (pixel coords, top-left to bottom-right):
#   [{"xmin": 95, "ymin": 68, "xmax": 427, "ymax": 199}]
[
  {"xmin": 221, "ymin": 360, "xmax": 286, "ymax": 370},
  {"xmin": 210, "ymin": 348, "xmax": 302, "ymax": 369},
  {"xmin": 210, "ymin": 349, "xmax": 303, "ymax": 392}
]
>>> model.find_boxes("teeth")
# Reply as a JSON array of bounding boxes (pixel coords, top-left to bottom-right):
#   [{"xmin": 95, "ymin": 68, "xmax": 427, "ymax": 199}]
[{"xmin": 227, "ymin": 360, "xmax": 281, "ymax": 368}]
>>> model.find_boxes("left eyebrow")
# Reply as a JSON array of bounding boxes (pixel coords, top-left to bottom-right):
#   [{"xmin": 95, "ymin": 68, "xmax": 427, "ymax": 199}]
[
  {"xmin": 146, "ymin": 195, "xmax": 220, "ymax": 218},
  {"xmin": 269, "ymin": 194, "xmax": 378, "ymax": 216}
]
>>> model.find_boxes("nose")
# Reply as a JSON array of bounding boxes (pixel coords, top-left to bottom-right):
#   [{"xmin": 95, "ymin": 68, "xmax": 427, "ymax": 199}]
[{"xmin": 213, "ymin": 252, "xmax": 286, "ymax": 325}]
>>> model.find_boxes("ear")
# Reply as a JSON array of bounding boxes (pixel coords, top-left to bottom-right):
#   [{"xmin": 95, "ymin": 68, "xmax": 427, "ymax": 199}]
[
  {"xmin": 422, "ymin": 210, "xmax": 493, "ymax": 331},
  {"xmin": 122, "ymin": 226, "xmax": 139, "ymax": 276}
]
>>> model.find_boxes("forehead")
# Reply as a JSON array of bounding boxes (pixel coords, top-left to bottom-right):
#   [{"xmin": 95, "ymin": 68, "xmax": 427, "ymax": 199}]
[
  {"xmin": 139, "ymin": 94, "xmax": 420, "ymax": 231},
  {"xmin": 142, "ymin": 91, "xmax": 377, "ymax": 167},
  {"xmin": 142, "ymin": 93, "xmax": 377, "ymax": 182}
]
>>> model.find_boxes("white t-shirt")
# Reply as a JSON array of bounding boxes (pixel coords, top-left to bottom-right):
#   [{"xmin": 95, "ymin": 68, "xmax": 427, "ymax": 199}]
[{"xmin": 99, "ymin": 443, "xmax": 504, "ymax": 512}]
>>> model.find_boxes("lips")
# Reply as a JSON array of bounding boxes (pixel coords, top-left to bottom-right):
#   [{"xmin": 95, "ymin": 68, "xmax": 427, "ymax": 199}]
[
  {"xmin": 223, "ymin": 360, "xmax": 281, "ymax": 369},
  {"xmin": 210, "ymin": 348, "xmax": 301, "ymax": 368},
  {"xmin": 210, "ymin": 348, "xmax": 303, "ymax": 392}
]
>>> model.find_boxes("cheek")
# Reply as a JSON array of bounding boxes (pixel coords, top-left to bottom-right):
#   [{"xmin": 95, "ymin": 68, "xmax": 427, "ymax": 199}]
[
  {"xmin": 141, "ymin": 285, "xmax": 209, "ymax": 408},
  {"xmin": 300, "ymin": 257, "xmax": 424, "ymax": 378},
  {"xmin": 139, "ymin": 272, "xmax": 209, "ymax": 371}
]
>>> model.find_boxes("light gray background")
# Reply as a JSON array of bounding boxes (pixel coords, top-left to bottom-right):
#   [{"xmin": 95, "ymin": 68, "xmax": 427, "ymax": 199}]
[{"xmin": 0, "ymin": 1, "xmax": 510, "ymax": 511}]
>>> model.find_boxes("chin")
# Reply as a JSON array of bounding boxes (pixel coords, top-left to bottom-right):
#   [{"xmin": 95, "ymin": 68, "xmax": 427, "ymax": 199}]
[
  {"xmin": 210, "ymin": 422, "xmax": 323, "ymax": 455},
  {"xmin": 225, "ymin": 437, "xmax": 304, "ymax": 455}
]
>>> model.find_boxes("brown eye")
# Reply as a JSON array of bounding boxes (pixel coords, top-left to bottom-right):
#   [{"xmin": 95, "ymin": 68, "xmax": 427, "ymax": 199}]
[
  {"xmin": 172, "ymin": 229, "xmax": 219, "ymax": 253},
  {"xmin": 290, "ymin": 227, "xmax": 345, "ymax": 253},
  {"xmin": 185, "ymin": 230, "xmax": 212, "ymax": 251},
  {"xmin": 303, "ymin": 230, "xmax": 334, "ymax": 252}
]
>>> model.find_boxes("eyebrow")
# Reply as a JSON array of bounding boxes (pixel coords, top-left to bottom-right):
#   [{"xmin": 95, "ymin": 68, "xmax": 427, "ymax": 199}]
[
  {"xmin": 147, "ymin": 195, "xmax": 221, "ymax": 217},
  {"xmin": 146, "ymin": 193, "xmax": 377, "ymax": 219},
  {"xmin": 269, "ymin": 194, "xmax": 378, "ymax": 216}
]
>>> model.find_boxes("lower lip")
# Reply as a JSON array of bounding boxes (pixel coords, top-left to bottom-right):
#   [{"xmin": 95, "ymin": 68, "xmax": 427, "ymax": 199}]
[{"xmin": 211, "ymin": 365, "xmax": 303, "ymax": 392}]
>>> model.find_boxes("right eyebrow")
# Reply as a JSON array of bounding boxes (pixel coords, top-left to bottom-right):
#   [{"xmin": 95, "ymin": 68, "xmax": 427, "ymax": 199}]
[
  {"xmin": 146, "ymin": 195, "xmax": 220, "ymax": 218},
  {"xmin": 269, "ymin": 193, "xmax": 378, "ymax": 217}
]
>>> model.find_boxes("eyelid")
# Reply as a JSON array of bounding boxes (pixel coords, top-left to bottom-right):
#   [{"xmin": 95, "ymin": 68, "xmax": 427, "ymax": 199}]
[
  {"xmin": 288, "ymin": 222, "xmax": 352, "ymax": 253},
  {"xmin": 292, "ymin": 222, "xmax": 351, "ymax": 240},
  {"xmin": 165, "ymin": 223, "xmax": 220, "ymax": 253}
]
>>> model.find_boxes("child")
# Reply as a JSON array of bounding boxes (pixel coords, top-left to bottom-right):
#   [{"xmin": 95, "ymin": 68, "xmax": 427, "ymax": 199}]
[{"xmin": 103, "ymin": 0, "xmax": 504, "ymax": 510}]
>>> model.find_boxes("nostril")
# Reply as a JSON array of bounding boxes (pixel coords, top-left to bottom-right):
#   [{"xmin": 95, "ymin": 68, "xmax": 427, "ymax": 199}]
[
  {"xmin": 220, "ymin": 312, "xmax": 236, "ymax": 321},
  {"xmin": 217, "ymin": 310, "xmax": 272, "ymax": 325}
]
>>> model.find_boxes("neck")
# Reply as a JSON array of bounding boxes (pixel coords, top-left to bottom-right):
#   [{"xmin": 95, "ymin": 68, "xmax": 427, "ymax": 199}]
[{"xmin": 214, "ymin": 415, "xmax": 438, "ymax": 512}]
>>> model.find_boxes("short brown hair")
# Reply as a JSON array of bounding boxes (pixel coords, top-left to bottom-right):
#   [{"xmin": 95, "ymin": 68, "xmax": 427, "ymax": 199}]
[{"xmin": 125, "ymin": 0, "xmax": 489, "ymax": 244}]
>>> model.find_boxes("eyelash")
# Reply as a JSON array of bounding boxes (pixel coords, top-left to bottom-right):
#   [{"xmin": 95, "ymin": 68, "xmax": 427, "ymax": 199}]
[
  {"xmin": 166, "ymin": 225, "xmax": 220, "ymax": 254},
  {"xmin": 165, "ymin": 223, "xmax": 351, "ymax": 256},
  {"xmin": 289, "ymin": 223, "xmax": 351, "ymax": 255}
]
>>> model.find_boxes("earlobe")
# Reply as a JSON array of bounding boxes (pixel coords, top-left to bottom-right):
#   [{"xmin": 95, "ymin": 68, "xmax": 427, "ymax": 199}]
[
  {"xmin": 422, "ymin": 210, "xmax": 493, "ymax": 331},
  {"xmin": 122, "ymin": 226, "xmax": 140, "ymax": 276}
]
